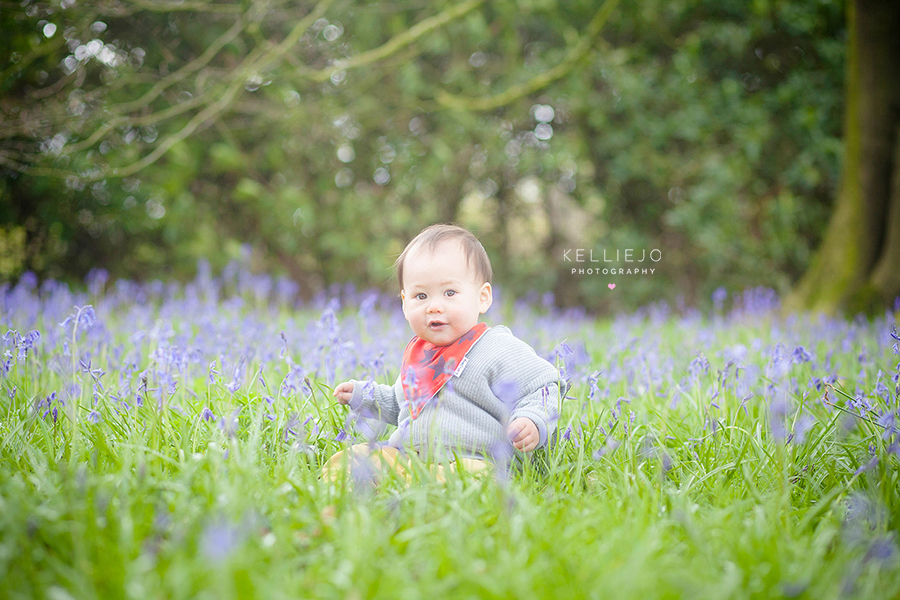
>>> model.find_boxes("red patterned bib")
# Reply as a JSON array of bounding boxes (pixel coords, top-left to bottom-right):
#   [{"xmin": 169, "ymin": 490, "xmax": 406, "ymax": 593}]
[{"xmin": 400, "ymin": 322, "xmax": 489, "ymax": 419}]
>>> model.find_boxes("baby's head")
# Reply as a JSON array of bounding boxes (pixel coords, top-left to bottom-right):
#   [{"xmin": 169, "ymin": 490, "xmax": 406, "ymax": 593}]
[
  {"xmin": 395, "ymin": 224, "xmax": 493, "ymax": 345},
  {"xmin": 395, "ymin": 224, "xmax": 492, "ymax": 290}
]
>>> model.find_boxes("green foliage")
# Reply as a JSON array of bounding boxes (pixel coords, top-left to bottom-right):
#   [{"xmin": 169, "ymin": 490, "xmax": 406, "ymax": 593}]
[
  {"xmin": 0, "ymin": 0, "xmax": 845, "ymax": 311},
  {"xmin": 1, "ymin": 285, "xmax": 900, "ymax": 598}
]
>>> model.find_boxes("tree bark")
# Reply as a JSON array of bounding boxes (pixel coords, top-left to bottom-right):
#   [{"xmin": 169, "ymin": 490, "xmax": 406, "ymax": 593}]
[{"xmin": 786, "ymin": 0, "xmax": 900, "ymax": 314}]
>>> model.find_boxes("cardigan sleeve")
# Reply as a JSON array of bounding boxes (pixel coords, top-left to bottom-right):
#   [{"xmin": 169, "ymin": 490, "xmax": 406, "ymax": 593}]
[
  {"xmin": 485, "ymin": 328, "xmax": 562, "ymax": 448},
  {"xmin": 348, "ymin": 376, "xmax": 403, "ymax": 426}
]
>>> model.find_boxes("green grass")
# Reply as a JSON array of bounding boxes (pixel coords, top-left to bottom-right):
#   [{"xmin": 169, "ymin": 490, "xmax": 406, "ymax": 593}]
[{"xmin": 1, "ymin": 288, "xmax": 899, "ymax": 599}]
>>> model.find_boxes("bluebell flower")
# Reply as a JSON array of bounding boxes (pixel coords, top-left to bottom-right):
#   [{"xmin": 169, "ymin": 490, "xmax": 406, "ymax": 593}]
[
  {"xmin": 791, "ymin": 346, "xmax": 813, "ymax": 364},
  {"xmin": 282, "ymin": 413, "xmax": 300, "ymax": 441},
  {"xmin": 688, "ymin": 353, "xmax": 710, "ymax": 378},
  {"xmin": 791, "ymin": 415, "xmax": 816, "ymax": 445},
  {"xmin": 218, "ymin": 407, "xmax": 242, "ymax": 437},
  {"xmin": 768, "ymin": 398, "xmax": 789, "ymax": 441},
  {"xmin": 85, "ymin": 268, "xmax": 109, "ymax": 296},
  {"xmin": 201, "ymin": 517, "xmax": 242, "ymax": 563},
  {"xmin": 854, "ymin": 455, "xmax": 879, "ymax": 477},
  {"xmin": 876, "ymin": 411, "xmax": 896, "ymax": 441},
  {"xmin": 225, "ymin": 361, "xmax": 244, "ymax": 394},
  {"xmin": 865, "ymin": 536, "xmax": 898, "ymax": 564},
  {"xmin": 303, "ymin": 415, "xmax": 319, "ymax": 437},
  {"xmin": 348, "ymin": 450, "xmax": 379, "ymax": 493},
  {"xmin": 588, "ymin": 370, "xmax": 602, "ymax": 402},
  {"xmin": 278, "ymin": 331, "xmax": 289, "ymax": 359},
  {"xmin": 491, "ymin": 378, "xmax": 519, "ymax": 415},
  {"xmin": 712, "ymin": 287, "xmax": 727, "ymax": 311},
  {"xmin": 592, "ymin": 439, "xmax": 621, "ymax": 460},
  {"xmin": 490, "ymin": 439, "xmax": 514, "ymax": 484}
]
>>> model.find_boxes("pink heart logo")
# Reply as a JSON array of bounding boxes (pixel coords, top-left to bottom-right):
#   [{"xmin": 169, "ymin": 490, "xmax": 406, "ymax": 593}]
[{"xmin": 608, "ymin": 283, "xmax": 616, "ymax": 289}]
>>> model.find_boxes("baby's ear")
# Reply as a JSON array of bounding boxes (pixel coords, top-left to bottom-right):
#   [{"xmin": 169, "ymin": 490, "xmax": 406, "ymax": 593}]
[{"xmin": 478, "ymin": 282, "xmax": 493, "ymax": 313}]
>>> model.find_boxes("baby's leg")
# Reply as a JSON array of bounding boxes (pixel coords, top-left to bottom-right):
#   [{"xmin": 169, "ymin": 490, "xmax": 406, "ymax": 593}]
[
  {"xmin": 431, "ymin": 456, "xmax": 490, "ymax": 482},
  {"xmin": 321, "ymin": 444, "xmax": 410, "ymax": 485}
]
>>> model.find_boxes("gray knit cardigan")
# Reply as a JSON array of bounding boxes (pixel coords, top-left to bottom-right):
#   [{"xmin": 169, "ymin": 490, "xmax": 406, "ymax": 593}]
[{"xmin": 348, "ymin": 325, "xmax": 561, "ymax": 459}]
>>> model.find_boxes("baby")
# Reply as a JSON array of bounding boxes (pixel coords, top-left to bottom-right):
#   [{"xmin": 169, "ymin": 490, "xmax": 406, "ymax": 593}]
[{"xmin": 330, "ymin": 224, "xmax": 560, "ymax": 477}]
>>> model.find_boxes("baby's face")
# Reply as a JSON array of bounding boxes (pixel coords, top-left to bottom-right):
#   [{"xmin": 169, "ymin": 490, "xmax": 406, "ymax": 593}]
[{"xmin": 400, "ymin": 241, "xmax": 492, "ymax": 346}]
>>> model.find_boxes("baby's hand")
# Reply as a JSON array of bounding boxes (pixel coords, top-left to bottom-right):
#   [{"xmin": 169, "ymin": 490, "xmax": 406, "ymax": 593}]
[
  {"xmin": 507, "ymin": 417, "xmax": 539, "ymax": 452},
  {"xmin": 333, "ymin": 381, "xmax": 354, "ymax": 405}
]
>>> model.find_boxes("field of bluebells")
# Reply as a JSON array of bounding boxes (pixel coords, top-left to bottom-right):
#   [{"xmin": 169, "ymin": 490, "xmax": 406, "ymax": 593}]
[{"xmin": 2, "ymin": 265, "xmax": 900, "ymax": 600}]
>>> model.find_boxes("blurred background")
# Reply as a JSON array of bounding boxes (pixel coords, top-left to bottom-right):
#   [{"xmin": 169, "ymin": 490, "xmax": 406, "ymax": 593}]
[{"xmin": 1, "ymin": 0, "xmax": 897, "ymax": 314}]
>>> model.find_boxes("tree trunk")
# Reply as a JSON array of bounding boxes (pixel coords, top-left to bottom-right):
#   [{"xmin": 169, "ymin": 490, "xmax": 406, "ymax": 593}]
[{"xmin": 786, "ymin": 0, "xmax": 900, "ymax": 314}]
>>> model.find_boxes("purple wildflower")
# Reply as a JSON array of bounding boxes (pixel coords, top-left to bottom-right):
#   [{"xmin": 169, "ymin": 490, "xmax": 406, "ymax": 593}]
[
  {"xmin": 791, "ymin": 415, "xmax": 816, "ymax": 445},
  {"xmin": 791, "ymin": 346, "xmax": 813, "ymax": 364},
  {"xmin": 592, "ymin": 439, "xmax": 621, "ymax": 460},
  {"xmin": 490, "ymin": 439, "xmax": 514, "ymax": 484},
  {"xmin": 201, "ymin": 517, "xmax": 243, "ymax": 562},
  {"xmin": 854, "ymin": 455, "xmax": 879, "ymax": 477},
  {"xmin": 769, "ymin": 398, "xmax": 789, "ymax": 442},
  {"xmin": 491, "ymin": 379, "xmax": 519, "ymax": 415},
  {"xmin": 348, "ymin": 450, "xmax": 379, "ymax": 493},
  {"xmin": 85, "ymin": 268, "xmax": 109, "ymax": 296},
  {"xmin": 303, "ymin": 415, "xmax": 319, "ymax": 437},
  {"xmin": 865, "ymin": 536, "xmax": 898, "ymax": 564},
  {"xmin": 218, "ymin": 407, "xmax": 242, "ymax": 437},
  {"xmin": 688, "ymin": 353, "xmax": 710, "ymax": 378},
  {"xmin": 712, "ymin": 287, "xmax": 727, "ymax": 311},
  {"xmin": 282, "ymin": 413, "xmax": 300, "ymax": 441},
  {"xmin": 588, "ymin": 371, "xmax": 602, "ymax": 402},
  {"xmin": 225, "ymin": 361, "xmax": 243, "ymax": 394}
]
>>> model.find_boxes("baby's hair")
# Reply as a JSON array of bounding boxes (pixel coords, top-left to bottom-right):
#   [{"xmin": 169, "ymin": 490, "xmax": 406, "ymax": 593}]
[{"xmin": 395, "ymin": 223, "xmax": 493, "ymax": 290}]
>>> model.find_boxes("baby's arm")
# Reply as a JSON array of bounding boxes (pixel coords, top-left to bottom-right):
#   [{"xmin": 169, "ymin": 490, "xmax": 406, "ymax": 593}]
[
  {"xmin": 490, "ymin": 332, "xmax": 562, "ymax": 451},
  {"xmin": 333, "ymin": 377, "xmax": 403, "ymax": 425}
]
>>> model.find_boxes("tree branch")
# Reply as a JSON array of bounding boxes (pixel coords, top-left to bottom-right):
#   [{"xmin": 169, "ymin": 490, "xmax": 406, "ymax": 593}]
[
  {"xmin": 9, "ymin": 0, "xmax": 485, "ymax": 180},
  {"xmin": 0, "ymin": 36, "xmax": 67, "ymax": 82},
  {"xmin": 110, "ymin": 0, "xmax": 265, "ymax": 115},
  {"xmin": 435, "ymin": 0, "xmax": 619, "ymax": 111},
  {"xmin": 123, "ymin": 0, "xmax": 245, "ymax": 14},
  {"xmin": 71, "ymin": 0, "xmax": 333, "ymax": 180},
  {"xmin": 106, "ymin": 77, "xmax": 246, "ymax": 179},
  {"xmin": 59, "ymin": 0, "xmax": 268, "ymax": 155},
  {"xmin": 298, "ymin": 0, "xmax": 487, "ymax": 82}
]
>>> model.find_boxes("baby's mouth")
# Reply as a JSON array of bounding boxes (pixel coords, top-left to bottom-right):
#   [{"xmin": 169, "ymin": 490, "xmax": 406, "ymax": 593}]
[{"xmin": 428, "ymin": 320, "xmax": 448, "ymax": 329}]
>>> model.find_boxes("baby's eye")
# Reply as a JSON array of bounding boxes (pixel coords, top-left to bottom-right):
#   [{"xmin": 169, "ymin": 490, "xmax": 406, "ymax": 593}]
[
  {"xmin": 444, "ymin": 290, "xmax": 456, "ymax": 297},
  {"xmin": 415, "ymin": 293, "xmax": 427, "ymax": 300}
]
